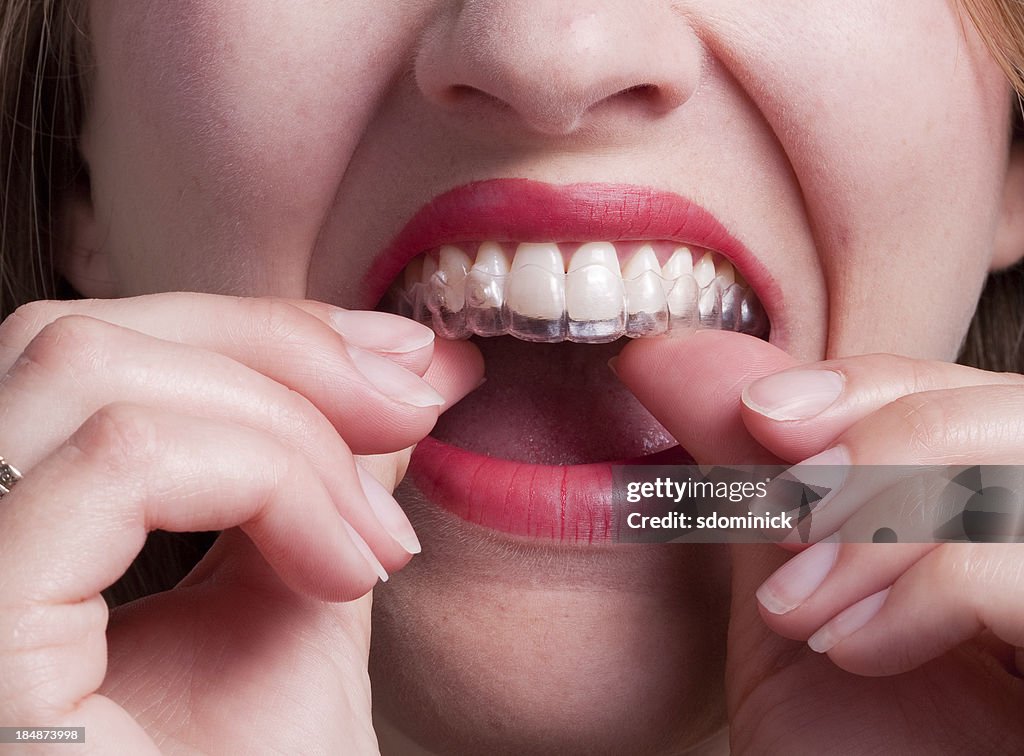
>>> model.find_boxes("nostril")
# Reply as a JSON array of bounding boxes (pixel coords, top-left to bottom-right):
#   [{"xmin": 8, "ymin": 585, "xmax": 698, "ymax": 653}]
[
  {"xmin": 445, "ymin": 82, "xmax": 675, "ymax": 119},
  {"xmin": 450, "ymin": 83, "xmax": 477, "ymax": 100},
  {"xmin": 438, "ymin": 82, "xmax": 580, "ymax": 136},
  {"xmin": 415, "ymin": 2, "xmax": 703, "ymax": 136},
  {"xmin": 605, "ymin": 83, "xmax": 686, "ymax": 114},
  {"xmin": 445, "ymin": 84, "xmax": 505, "ymax": 108},
  {"xmin": 617, "ymin": 84, "xmax": 659, "ymax": 100},
  {"xmin": 447, "ymin": 84, "xmax": 479, "ymax": 103}
]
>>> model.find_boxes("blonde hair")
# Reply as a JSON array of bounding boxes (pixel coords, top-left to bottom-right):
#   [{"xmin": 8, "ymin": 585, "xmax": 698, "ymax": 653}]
[
  {"xmin": 963, "ymin": 0, "xmax": 1024, "ymax": 95},
  {"xmin": 2, "ymin": 2, "xmax": 1024, "ymax": 600}
]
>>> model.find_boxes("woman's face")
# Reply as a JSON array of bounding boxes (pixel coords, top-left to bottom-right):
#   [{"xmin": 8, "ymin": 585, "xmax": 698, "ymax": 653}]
[{"xmin": 74, "ymin": 1, "xmax": 1017, "ymax": 753}]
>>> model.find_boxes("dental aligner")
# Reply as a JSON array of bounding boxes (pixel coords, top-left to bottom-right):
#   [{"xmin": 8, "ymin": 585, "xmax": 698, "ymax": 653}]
[{"xmin": 387, "ymin": 241, "xmax": 770, "ymax": 344}]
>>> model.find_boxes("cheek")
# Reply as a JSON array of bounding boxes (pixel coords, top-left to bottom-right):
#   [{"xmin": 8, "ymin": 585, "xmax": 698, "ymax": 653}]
[
  {"xmin": 83, "ymin": 1, "xmax": 422, "ymax": 296},
  {"xmin": 706, "ymin": 0, "xmax": 1011, "ymax": 359},
  {"xmin": 812, "ymin": 5, "xmax": 1009, "ymax": 359}
]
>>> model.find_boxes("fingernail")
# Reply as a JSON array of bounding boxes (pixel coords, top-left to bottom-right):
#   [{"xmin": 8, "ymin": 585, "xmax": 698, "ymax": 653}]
[
  {"xmin": 785, "ymin": 446, "xmax": 851, "ymax": 507},
  {"xmin": 744, "ymin": 369, "xmax": 845, "ymax": 421},
  {"xmin": 607, "ymin": 356, "xmax": 620, "ymax": 377},
  {"xmin": 357, "ymin": 464, "xmax": 421, "ymax": 555},
  {"xmin": 330, "ymin": 310, "xmax": 435, "ymax": 354},
  {"xmin": 775, "ymin": 446, "xmax": 851, "ymax": 545},
  {"xmin": 756, "ymin": 537, "xmax": 839, "ymax": 614},
  {"xmin": 342, "ymin": 520, "xmax": 389, "ymax": 583},
  {"xmin": 763, "ymin": 446, "xmax": 849, "ymax": 525},
  {"xmin": 346, "ymin": 345, "xmax": 445, "ymax": 408},
  {"xmin": 808, "ymin": 587, "xmax": 890, "ymax": 653}
]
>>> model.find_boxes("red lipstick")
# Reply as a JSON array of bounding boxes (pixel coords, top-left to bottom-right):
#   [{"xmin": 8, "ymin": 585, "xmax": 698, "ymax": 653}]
[
  {"xmin": 375, "ymin": 179, "xmax": 773, "ymax": 543},
  {"xmin": 364, "ymin": 179, "xmax": 777, "ymax": 311}
]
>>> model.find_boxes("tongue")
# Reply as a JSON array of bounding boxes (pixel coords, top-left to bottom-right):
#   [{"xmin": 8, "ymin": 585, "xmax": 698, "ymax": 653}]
[{"xmin": 431, "ymin": 336, "xmax": 676, "ymax": 465}]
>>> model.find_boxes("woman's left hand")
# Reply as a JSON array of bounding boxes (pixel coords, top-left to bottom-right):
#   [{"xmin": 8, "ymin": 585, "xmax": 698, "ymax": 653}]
[
  {"xmin": 738, "ymin": 345, "xmax": 1024, "ymax": 678},
  {"xmin": 614, "ymin": 331, "xmax": 1024, "ymax": 753}
]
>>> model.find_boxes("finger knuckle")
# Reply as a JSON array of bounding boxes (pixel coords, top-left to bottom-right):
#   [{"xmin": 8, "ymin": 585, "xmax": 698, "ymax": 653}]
[
  {"xmin": 0, "ymin": 301, "xmax": 61, "ymax": 363},
  {"xmin": 21, "ymin": 315, "xmax": 112, "ymax": 375},
  {"xmin": 243, "ymin": 297, "xmax": 309, "ymax": 345},
  {"xmin": 268, "ymin": 389, "xmax": 328, "ymax": 448},
  {"xmin": 251, "ymin": 443, "xmax": 309, "ymax": 521},
  {"xmin": 69, "ymin": 402, "xmax": 162, "ymax": 475},
  {"xmin": 939, "ymin": 543, "xmax": 1002, "ymax": 594},
  {"xmin": 0, "ymin": 598, "xmax": 109, "ymax": 718},
  {"xmin": 886, "ymin": 394, "xmax": 955, "ymax": 459},
  {"xmin": 905, "ymin": 356, "xmax": 942, "ymax": 393}
]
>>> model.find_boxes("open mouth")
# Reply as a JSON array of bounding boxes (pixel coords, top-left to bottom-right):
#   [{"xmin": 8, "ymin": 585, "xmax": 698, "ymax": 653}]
[{"xmin": 370, "ymin": 180, "xmax": 774, "ymax": 543}]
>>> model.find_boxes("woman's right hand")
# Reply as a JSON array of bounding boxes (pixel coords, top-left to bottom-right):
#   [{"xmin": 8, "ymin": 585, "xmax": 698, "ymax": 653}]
[{"xmin": 0, "ymin": 293, "xmax": 483, "ymax": 754}]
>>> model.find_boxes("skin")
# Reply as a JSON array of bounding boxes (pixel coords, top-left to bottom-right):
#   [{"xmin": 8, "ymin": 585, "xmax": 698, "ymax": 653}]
[{"xmin": 2, "ymin": 0, "xmax": 1024, "ymax": 753}]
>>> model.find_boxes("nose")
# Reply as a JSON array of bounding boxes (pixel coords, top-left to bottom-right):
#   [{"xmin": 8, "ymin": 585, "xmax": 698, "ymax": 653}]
[{"xmin": 415, "ymin": 1, "xmax": 704, "ymax": 136}]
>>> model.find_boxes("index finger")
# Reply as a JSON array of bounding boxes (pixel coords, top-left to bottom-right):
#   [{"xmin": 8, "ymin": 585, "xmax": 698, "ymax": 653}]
[
  {"xmin": 0, "ymin": 295, "xmax": 484, "ymax": 455},
  {"xmin": 0, "ymin": 293, "xmax": 437, "ymax": 376}
]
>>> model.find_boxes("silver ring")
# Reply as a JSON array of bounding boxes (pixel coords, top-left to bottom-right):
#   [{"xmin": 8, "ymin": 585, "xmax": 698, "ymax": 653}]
[{"xmin": 0, "ymin": 456, "xmax": 22, "ymax": 497}]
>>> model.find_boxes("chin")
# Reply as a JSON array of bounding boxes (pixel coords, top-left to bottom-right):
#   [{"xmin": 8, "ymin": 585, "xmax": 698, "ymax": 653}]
[{"xmin": 370, "ymin": 499, "xmax": 732, "ymax": 755}]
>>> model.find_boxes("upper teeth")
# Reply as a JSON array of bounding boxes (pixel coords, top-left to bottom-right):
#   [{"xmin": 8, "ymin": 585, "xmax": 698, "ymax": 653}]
[{"xmin": 386, "ymin": 241, "xmax": 768, "ymax": 343}]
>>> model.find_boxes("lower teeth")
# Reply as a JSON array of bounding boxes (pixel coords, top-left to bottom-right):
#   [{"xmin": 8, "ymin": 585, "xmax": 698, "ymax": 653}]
[{"xmin": 386, "ymin": 265, "xmax": 769, "ymax": 344}]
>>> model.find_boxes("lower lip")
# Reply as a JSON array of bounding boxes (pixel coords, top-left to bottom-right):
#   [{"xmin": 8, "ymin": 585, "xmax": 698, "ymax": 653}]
[{"xmin": 408, "ymin": 437, "xmax": 690, "ymax": 544}]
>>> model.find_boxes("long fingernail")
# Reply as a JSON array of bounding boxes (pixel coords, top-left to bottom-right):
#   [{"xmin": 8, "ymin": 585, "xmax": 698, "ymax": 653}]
[
  {"xmin": 357, "ymin": 464, "xmax": 421, "ymax": 555},
  {"xmin": 762, "ymin": 446, "xmax": 850, "ymax": 545},
  {"xmin": 346, "ymin": 345, "xmax": 445, "ymax": 408},
  {"xmin": 330, "ymin": 310, "xmax": 435, "ymax": 354},
  {"xmin": 756, "ymin": 537, "xmax": 839, "ymax": 614},
  {"xmin": 784, "ymin": 445, "xmax": 850, "ymax": 508},
  {"xmin": 808, "ymin": 587, "xmax": 890, "ymax": 653},
  {"xmin": 342, "ymin": 520, "xmax": 389, "ymax": 583},
  {"xmin": 743, "ymin": 369, "xmax": 845, "ymax": 421}
]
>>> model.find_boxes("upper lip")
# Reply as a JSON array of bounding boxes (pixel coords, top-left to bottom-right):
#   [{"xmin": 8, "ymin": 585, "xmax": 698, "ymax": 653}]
[{"xmin": 363, "ymin": 178, "xmax": 780, "ymax": 329}]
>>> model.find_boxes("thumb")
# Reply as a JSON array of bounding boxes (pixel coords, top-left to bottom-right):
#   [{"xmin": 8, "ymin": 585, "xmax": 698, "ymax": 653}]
[
  {"xmin": 357, "ymin": 336, "xmax": 486, "ymax": 491},
  {"xmin": 613, "ymin": 330, "xmax": 797, "ymax": 465}
]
